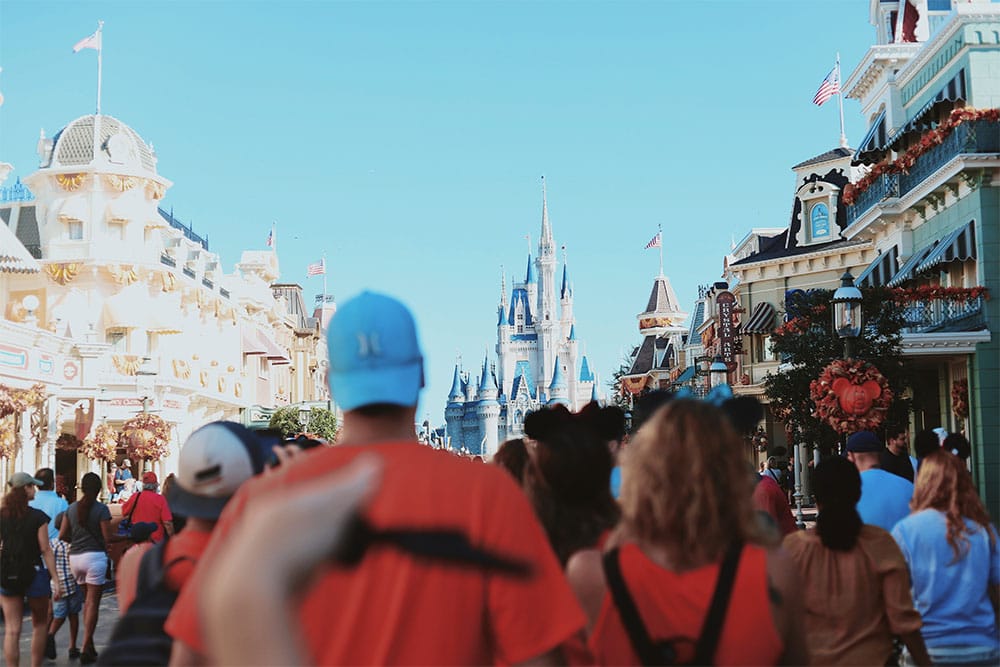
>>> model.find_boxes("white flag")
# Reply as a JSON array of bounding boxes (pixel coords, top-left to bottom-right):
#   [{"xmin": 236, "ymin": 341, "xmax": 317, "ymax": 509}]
[{"xmin": 73, "ymin": 30, "xmax": 101, "ymax": 53}]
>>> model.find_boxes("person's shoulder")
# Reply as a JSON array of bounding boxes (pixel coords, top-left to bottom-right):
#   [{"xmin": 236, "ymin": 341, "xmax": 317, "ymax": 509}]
[
  {"xmin": 781, "ymin": 528, "xmax": 814, "ymax": 552},
  {"xmin": 28, "ymin": 506, "xmax": 50, "ymax": 524}
]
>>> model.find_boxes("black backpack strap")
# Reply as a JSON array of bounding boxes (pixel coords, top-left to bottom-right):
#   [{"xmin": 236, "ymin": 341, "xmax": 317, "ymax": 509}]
[
  {"xmin": 601, "ymin": 547, "xmax": 662, "ymax": 666},
  {"xmin": 134, "ymin": 539, "xmax": 170, "ymax": 599},
  {"xmin": 692, "ymin": 541, "xmax": 744, "ymax": 666}
]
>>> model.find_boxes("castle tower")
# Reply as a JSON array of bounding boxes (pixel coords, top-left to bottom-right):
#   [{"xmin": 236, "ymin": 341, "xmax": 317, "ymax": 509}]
[
  {"xmin": 445, "ymin": 364, "xmax": 466, "ymax": 450},
  {"xmin": 475, "ymin": 355, "xmax": 500, "ymax": 457},
  {"xmin": 547, "ymin": 357, "xmax": 569, "ymax": 406},
  {"xmin": 535, "ymin": 178, "xmax": 558, "ymax": 395}
]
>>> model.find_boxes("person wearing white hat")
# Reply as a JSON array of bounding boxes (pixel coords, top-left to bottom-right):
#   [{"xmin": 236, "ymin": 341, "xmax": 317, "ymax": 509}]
[{"xmin": 1, "ymin": 472, "xmax": 63, "ymax": 666}]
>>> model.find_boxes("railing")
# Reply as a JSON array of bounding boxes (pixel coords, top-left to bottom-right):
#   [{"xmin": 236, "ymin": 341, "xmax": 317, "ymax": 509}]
[
  {"xmin": 847, "ymin": 120, "xmax": 999, "ymax": 225},
  {"xmin": 160, "ymin": 253, "xmax": 176, "ymax": 267},
  {"xmin": 219, "ymin": 288, "xmax": 230, "ymax": 299},
  {"xmin": 900, "ymin": 296, "xmax": 986, "ymax": 334},
  {"xmin": 157, "ymin": 207, "xmax": 209, "ymax": 250},
  {"xmin": 182, "ymin": 267, "xmax": 196, "ymax": 279},
  {"xmin": 202, "ymin": 278, "xmax": 214, "ymax": 289}
]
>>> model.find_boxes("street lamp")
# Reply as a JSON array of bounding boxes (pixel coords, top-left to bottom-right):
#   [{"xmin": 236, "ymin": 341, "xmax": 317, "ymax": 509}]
[
  {"xmin": 709, "ymin": 355, "xmax": 729, "ymax": 388},
  {"xmin": 299, "ymin": 406, "xmax": 312, "ymax": 433},
  {"xmin": 831, "ymin": 270, "xmax": 863, "ymax": 359}
]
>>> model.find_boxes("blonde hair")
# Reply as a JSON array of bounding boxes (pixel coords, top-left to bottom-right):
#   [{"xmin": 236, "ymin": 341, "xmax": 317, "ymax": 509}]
[
  {"xmin": 911, "ymin": 450, "xmax": 995, "ymax": 561},
  {"xmin": 620, "ymin": 400, "xmax": 764, "ymax": 569}
]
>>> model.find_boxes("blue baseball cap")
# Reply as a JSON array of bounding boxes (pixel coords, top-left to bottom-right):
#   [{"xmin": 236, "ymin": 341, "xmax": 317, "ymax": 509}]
[
  {"xmin": 326, "ymin": 291, "xmax": 424, "ymax": 411},
  {"xmin": 846, "ymin": 430, "xmax": 881, "ymax": 453}
]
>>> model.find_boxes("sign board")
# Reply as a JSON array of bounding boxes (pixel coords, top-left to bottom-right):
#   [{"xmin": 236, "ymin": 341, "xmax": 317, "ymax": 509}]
[{"xmin": 716, "ymin": 291, "xmax": 739, "ymax": 372}]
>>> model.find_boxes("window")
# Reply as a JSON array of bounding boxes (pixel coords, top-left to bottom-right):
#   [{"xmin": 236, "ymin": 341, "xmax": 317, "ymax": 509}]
[
  {"xmin": 106, "ymin": 329, "xmax": 127, "ymax": 354},
  {"xmin": 68, "ymin": 221, "xmax": 83, "ymax": 240},
  {"xmin": 810, "ymin": 202, "xmax": 830, "ymax": 239},
  {"xmin": 258, "ymin": 356, "xmax": 269, "ymax": 379},
  {"xmin": 146, "ymin": 332, "xmax": 158, "ymax": 356}
]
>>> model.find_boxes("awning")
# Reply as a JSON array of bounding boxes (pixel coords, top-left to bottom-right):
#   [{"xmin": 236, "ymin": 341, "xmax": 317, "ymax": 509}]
[
  {"xmin": 854, "ymin": 110, "xmax": 888, "ymax": 163},
  {"xmin": 102, "ymin": 284, "xmax": 152, "ymax": 329},
  {"xmin": 261, "ymin": 333, "xmax": 291, "ymax": 365},
  {"xmin": 671, "ymin": 365, "xmax": 696, "ymax": 386},
  {"xmin": 0, "ymin": 221, "xmax": 41, "ymax": 274},
  {"xmin": 739, "ymin": 302, "xmax": 776, "ymax": 335},
  {"xmin": 856, "ymin": 246, "xmax": 899, "ymax": 288},
  {"xmin": 887, "ymin": 242, "xmax": 940, "ymax": 287},
  {"xmin": 888, "ymin": 69, "xmax": 967, "ymax": 149},
  {"xmin": 57, "ymin": 197, "xmax": 88, "ymax": 224},
  {"xmin": 241, "ymin": 327, "xmax": 266, "ymax": 356},
  {"xmin": 916, "ymin": 222, "xmax": 976, "ymax": 274}
]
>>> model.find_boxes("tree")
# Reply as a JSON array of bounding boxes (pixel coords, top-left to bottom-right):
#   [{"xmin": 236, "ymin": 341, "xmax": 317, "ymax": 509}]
[
  {"xmin": 268, "ymin": 406, "xmax": 338, "ymax": 441},
  {"xmin": 763, "ymin": 287, "xmax": 910, "ymax": 456},
  {"xmin": 609, "ymin": 357, "xmax": 633, "ymax": 412}
]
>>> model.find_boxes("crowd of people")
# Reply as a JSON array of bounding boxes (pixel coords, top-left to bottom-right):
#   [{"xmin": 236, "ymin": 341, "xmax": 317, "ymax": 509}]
[{"xmin": 1, "ymin": 290, "xmax": 997, "ymax": 666}]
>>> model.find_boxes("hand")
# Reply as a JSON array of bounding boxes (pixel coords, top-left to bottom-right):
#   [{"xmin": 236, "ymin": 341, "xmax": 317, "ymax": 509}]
[{"xmin": 51, "ymin": 578, "xmax": 63, "ymax": 601}]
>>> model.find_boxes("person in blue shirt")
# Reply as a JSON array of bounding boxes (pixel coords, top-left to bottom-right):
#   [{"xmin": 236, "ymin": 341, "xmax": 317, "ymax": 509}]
[
  {"xmin": 846, "ymin": 431, "xmax": 913, "ymax": 532},
  {"xmin": 892, "ymin": 450, "xmax": 999, "ymax": 666},
  {"xmin": 29, "ymin": 468, "xmax": 68, "ymax": 543}
]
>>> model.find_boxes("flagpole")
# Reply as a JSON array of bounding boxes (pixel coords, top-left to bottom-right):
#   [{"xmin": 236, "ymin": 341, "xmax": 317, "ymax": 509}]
[
  {"xmin": 836, "ymin": 53, "xmax": 847, "ymax": 148},
  {"xmin": 96, "ymin": 20, "xmax": 103, "ymax": 115},
  {"xmin": 322, "ymin": 252, "xmax": 327, "ymax": 303},
  {"xmin": 658, "ymin": 224, "xmax": 664, "ymax": 277}
]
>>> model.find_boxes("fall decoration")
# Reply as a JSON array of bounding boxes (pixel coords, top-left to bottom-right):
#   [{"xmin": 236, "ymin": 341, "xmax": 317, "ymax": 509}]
[
  {"xmin": 0, "ymin": 415, "xmax": 18, "ymax": 459},
  {"xmin": 890, "ymin": 285, "xmax": 989, "ymax": 304},
  {"xmin": 952, "ymin": 378, "xmax": 969, "ymax": 420},
  {"xmin": 845, "ymin": 108, "xmax": 1000, "ymax": 206},
  {"xmin": 56, "ymin": 433, "xmax": 83, "ymax": 451},
  {"xmin": 81, "ymin": 423, "xmax": 119, "ymax": 462},
  {"xmin": 811, "ymin": 359, "xmax": 893, "ymax": 434},
  {"xmin": 121, "ymin": 413, "xmax": 171, "ymax": 462},
  {"xmin": 0, "ymin": 383, "xmax": 47, "ymax": 419}
]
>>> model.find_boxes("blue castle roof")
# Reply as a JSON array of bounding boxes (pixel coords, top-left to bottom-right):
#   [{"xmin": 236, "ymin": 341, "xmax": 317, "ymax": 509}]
[
  {"xmin": 508, "ymin": 288, "xmax": 533, "ymax": 326},
  {"xmin": 568, "ymin": 324, "xmax": 576, "ymax": 341},
  {"xmin": 561, "ymin": 264, "xmax": 570, "ymax": 299},
  {"xmin": 448, "ymin": 365, "xmax": 464, "ymax": 402},
  {"xmin": 579, "ymin": 355, "xmax": 594, "ymax": 382},
  {"xmin": 525, "ymin": 253, "xmax": 537, "ymax": 284},
  {"xmin": 549, "ymin": 358, "xmax": 567, "ymax": 391},
  {"xmin": 591, "ymin": 381, "xmax": 600, "ymax": 402}
]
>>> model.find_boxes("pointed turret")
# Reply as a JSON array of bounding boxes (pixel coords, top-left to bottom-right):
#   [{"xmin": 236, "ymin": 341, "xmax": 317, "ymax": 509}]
[
  {"xmin": 579, "ymin": 355, "xmax": 594, "ymax": 382},
  {"xmin": 540, "ymin": 176, "xmax": 555, "ymax": 258},
  {"xmin": 525, "ymin": 253, "xmax": 537, "ymax": 284},
  {"xmin": 568, "ymin": 324, "xmax": 577, "ymax": 341},
  {"xmin": 591, "ymin": 377, "xmax": 601, "ymax": 403},
  {"xmin": 548, "ymin": 357, "xmax": 569, "ymax": 405},
  {"xmin": 560, "ymin": 263, "xmax": 571, "ymax": 299},
  {"xmin": 448, "ymin": 364, "xmax": 465, "ymax": 402},
  {"xmin": 478, "ymin": 355, "xmax": 498, "ymax": 399}
]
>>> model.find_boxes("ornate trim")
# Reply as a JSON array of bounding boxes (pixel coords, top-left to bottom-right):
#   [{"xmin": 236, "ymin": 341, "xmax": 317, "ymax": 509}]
[
  {"xmin": 105, "ymin": 174, "xmax": 140, "ymax": 192},
  {"xmin": 160, "ymin": 271, "xmax": 177, "ymax": 293},
  {"xmin": 112, "ymin": 354, "xmax": 143, "ymax": 376},
  {"xmin": 146, "ymin": 180, "xmax": 166, "ymax": 200},
  {"xmin": 108, "ymin": 264, "xmax": 139, "ymax": 286},
  {"xmin": 44, "ymin": 263, "xmax": 80, "ymax": 286},
  {"xmin": 55, "ymin": 173, "xmax": 87, "ymax": 192},
  {"xmin": 172, "ymin": 358, "xmax": 190, "ymax": 380}
]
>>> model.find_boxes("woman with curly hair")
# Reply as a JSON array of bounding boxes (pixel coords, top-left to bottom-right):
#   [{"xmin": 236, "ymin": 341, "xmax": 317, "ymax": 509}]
[
  {"xmin": 892, "ymin": 450, "xmax": 999, "ymax": 666},
  {"xmin": 783, "ymin": 457, "xmax": 929, "ymax": 665},
  {"xmin": 566, "ymin": 400, "xmax": 808, "ymax": 665},
  {"xmin": 1, "ymin": 472, "xmax": 63, "ymax": 667}
]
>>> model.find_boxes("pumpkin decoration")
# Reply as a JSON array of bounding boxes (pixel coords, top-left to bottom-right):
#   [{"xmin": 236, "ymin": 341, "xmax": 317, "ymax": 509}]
[{"xmin": 810, "ymin": 359, "xmax": 892, "ymax": 434}]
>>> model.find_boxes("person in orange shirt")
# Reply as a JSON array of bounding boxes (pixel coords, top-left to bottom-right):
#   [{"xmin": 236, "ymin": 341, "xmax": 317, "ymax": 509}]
[
  {"xmin": 566, "ymin": 400, "xmax": 809, "ymax": 666},
  {"xmin": 165, "ymin": 291, "xmax": 586, "ymax": 665},
  {"xmin": 114, "ymin": 421, "xmax": 269, "ymax": 614}
]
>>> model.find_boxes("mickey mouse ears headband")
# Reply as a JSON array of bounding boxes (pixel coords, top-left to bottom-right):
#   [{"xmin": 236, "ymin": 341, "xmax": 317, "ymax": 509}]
[{"xmin": 631, "ymin": 384, "xmax": 764, "ymax": 436}]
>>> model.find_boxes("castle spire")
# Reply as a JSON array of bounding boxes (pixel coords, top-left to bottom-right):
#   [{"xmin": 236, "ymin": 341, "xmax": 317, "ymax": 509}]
[
  {"xmin": 525, "ymin": 251, "xmax": 536, "ymax": 284},
  {"xmin": 540, "ymin": 176, "xmax": 555, "ymax": 257},
  {"xmin": 448, "ymin": 363, "xmax": 464, "ymax": 402},
  {"xmin": 560, "ymin": 249, "xmax": 571, "ymax": 300}
]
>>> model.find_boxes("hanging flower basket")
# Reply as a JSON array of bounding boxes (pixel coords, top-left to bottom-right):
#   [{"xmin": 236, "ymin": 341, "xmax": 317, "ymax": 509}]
[
  {"xmin": 122, "ymin": 413, "xmax": 171, "ymax": 462},
  {"xmin": 81, "ymin": 424, "xmax": 119, "ymax": 462},
  {"xmin": 810, "ymin": 359, "xmax": 893, "ymax": 434},
  {"xmin": 952, "ymin": 379, "xmax": 969, "ymax": 420},
  {"xmin": 56, "ymin": 433, "xmax": 84, "ymax": 451}
]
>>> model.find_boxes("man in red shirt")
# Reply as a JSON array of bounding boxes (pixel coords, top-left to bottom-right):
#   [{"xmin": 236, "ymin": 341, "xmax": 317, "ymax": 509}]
[
  {"xmin": 120, "ymin": 472, "xmax": 173, "ymax": 543},
  {"xmin": 165, "ymin": 291, "xmax": 586, "ymax": 665}
]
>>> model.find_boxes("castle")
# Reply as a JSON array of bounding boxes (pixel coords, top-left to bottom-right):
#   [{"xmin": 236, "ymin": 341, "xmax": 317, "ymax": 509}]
[{"xmin": 445, "ymin": 180, "xmax": 597, "ymax": 457}]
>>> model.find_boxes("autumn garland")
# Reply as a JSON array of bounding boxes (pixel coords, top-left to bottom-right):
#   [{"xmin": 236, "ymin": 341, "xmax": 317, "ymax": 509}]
[
  {"xmin": 81, "ymin": 424, "xmax": 119, "ymax": 462},
  {"xmin": 890, "ymin": 285, "xmax": 989, "ymax": 304},
  {"xmin": 810, "ymin": 359, "xmax": 893, "ymax": 434},
  {"xmin": 122, "ymin": 413, "xmax": 171, "ymax": 462},
  {"xmin": 952, "ymin": 378, "xmax": 969, "ymax": 420},
  {"xmin": 844, "ymin": 108, "xmax": 1000, "ymax": 206},
  {"xmin": 0, "ymin": 384, "xmax": 47, "ymax": 459},
  {"xmin": 55, "ymin": 433, "xmax": 84, "ymax": 451}
]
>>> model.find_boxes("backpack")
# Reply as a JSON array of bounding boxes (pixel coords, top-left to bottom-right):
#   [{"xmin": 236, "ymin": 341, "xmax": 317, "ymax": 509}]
[
  {"xmin": 98, "ymin": 538, "xmax": 190, "ymax": 666},
  {"xmin": 0, "ymin": 517, "xmax": 41, "ymax": 595}
]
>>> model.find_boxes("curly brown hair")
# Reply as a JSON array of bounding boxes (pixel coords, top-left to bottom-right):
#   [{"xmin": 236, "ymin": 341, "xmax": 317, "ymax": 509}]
[
  {"xmin": 620, "ymin": 400, "xmax": 765, "ymax": 569},
  {"xmin": 911, "ymin": 450, "xmax": 996, "ymax": 561}
]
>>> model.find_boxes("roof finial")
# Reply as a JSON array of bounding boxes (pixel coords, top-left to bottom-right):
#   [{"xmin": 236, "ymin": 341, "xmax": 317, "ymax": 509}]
[{"xmin": 540, "ymin": 175, "xmax": 554, "ymax": 253}]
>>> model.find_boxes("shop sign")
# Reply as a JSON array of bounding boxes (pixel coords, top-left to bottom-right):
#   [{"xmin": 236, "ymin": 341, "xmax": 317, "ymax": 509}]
[{"xmin": 716, "ymin": 291, "xmax": 739, "ymax": 372}]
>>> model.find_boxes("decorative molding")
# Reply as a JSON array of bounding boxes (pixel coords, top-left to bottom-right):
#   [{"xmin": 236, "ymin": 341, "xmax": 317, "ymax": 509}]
[
  {"xmin": 55, "ymin": 173, "xmax": 87, "ymax": 192},
  {"xmin": 44, "ymin": 263, "xmax": 80, "ymax": 286},
  {"xmin": 108, "ymin": 264, "xmax": 139, "ymax": 286},
  {"xmin": 146, "ymin": 180, "xmax": 166, "ymax": 200},
  {"xmin": 112, "ymin": 354, "xmax": 143, "ymax": 376},
  {"xmin": 172, "ymin": 358, "xmax": 190, "ymax": 380},
  {"xmin": 105, "ymin": 174, "xmax": 140, "ymax": 192},
  {"xmin": 901, "ymin": 331, "xmax": 991, "ymax": 356},
  {"xmin": 160, "ymin": 271, "xmax": 177, "ymax": 293}
]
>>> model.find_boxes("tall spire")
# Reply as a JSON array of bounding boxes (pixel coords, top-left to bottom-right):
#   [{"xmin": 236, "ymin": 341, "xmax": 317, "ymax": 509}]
[
  {"xmin": 560, "ymin": 248, "xmax": 571, "ymax": 299},
  {"xmin": 525, "ymin": 252, "xmax": 536, "ymax": 284},
  {"xmin": 539, "ymin": 176, "xmax": 555, "ymax": 257},
  {"xmin": 498, "ymin": 265, "xmax": 508, "ymax": 324},
  {"xmin": 448, "ymin": 363, "xmax": 464, "ymax": 402}
]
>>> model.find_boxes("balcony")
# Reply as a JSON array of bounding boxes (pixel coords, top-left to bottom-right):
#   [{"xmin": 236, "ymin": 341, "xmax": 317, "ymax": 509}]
[
  {"xmin": 900, "ymin": 295, "xmax": 986, "ymax": 334},
  {"xmin": 159, "ymin": 253, "xmax": 176, "ymax": 267},
  {"xmin": 846, "ymin": 120, "xmax": 999, "ymax": 225}
]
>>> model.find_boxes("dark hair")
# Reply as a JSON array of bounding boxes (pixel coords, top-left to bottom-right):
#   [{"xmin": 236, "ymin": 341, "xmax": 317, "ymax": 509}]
[
  {"xmin": 578, "ymin": 402, "xmax": 626, "ymax": 442},
  {"xmin": 885, "ymin": 423, "xmax": 908, "ymax": 439},
  {"xmin": 629, "ymin": 390, "xmax": 675, "ymax": 435},
  {"xmin": 942, "ymin": 433, "xmax": 971, "ymax": 461},
  {"xmin": 523, "ymin": 404, "xmax": 619, "ymax": 565},
  {"xmin": 35, "ymin": 468, "xmax": 55, "ymax": 491},
  {"xmin": 914, "ymin": 429, "xmax": 941, "ymax": 459},
  {"xmin": 351, "ymin": 403, "xmax": 412, "ymax": 419},
  {"xmin": 493, "ymin": 438, "xmax": 529, "ymax": 482},
  {"xmin": 813, "ymin": 457, "xmax": 863, "ymax": 551},
  {"xmin": 77, "ymin": 472, "xmax": 102, "ymax": 524},
  {"xmin": 0, "ymin": 486, "xmax": 30, "ymax": 520}
]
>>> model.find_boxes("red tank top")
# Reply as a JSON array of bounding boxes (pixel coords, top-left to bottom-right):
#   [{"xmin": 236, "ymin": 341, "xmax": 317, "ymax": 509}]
[{"xmin": 587, "ymin": 542, "xmax": 783, "ymax": 666}]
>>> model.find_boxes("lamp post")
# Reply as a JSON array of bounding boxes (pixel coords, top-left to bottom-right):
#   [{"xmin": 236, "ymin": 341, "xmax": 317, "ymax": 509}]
[
  {"xmin": 299, "ymin": 406, "xmax": 312, "ymax": 433},
  {"xmin": 831, "ymin": 270, "xmax": 863, "ymax": 359},
  {"xmin": 709, "ymin": 355, "xmax": 728, "ymax": 389}
]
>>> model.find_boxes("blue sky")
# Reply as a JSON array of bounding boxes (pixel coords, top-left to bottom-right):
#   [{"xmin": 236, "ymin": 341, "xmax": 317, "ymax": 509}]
[{"xmin": 0, "ymin": 1, "xmax": 878, "ymax": 424}]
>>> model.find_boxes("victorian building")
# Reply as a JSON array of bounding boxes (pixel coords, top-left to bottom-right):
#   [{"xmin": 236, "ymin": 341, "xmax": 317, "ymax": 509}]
[
  {"xmin": 0, "ymin": 113, "xmax": 330, "ymax": 490},
  {"xmin": 445, "ymin": 181, "xmax": 596, "ymax": 456}
]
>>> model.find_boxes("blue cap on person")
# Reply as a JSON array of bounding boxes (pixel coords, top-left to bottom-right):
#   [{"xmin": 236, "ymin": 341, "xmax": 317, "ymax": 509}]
[
  {"xmin": 846, "ymin": 431, "xmax": 881, "ymax": 453},
  {"xmin": 326, "ymin": 291, "xmax": 424, "ymax": 411},
  {"xmin": 7, "ymin": 471, "xmax": 43, "ymax": 488}
]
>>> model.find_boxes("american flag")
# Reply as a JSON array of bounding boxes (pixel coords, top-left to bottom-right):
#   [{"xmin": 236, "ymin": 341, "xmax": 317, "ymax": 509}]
[
  {"xmin": 73, "ymin": 30, "xmax": 101, "ymax": 53},
  {"xmin": 813, "ymin": 66, "xmax": 840, "ymax": 106},
  {"xmin": 265, "ymin": 226, "xmax": 274, "ymax": 248},
  {"xmin": 307, "ymin": 258, "xmax": 326, "ymax": 276},
  {"xmin": 644, "ymin": 232, "xmax": 662, "ymax": 250}
]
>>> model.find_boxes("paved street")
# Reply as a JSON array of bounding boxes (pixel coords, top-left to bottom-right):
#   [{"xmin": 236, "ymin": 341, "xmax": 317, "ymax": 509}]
[{"xmin": 3, "ymin": 588, "xmax": 119, "ymax": 666}]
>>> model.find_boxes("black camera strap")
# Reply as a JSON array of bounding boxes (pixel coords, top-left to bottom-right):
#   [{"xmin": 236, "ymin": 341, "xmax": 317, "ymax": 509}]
[{"xmin": 601, "ymin": 541, "xmax": 744, "ymax": 666}]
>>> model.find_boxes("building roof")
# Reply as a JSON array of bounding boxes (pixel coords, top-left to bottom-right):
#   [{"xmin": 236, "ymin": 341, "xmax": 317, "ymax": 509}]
[
  {"xmin": 730, "ymin": 233, "xmax": 867, "ymax": 266},
  {"xmin": 561, "ymin": 264, "xmax": 570, "ymax": 299},
  {"xmin": 0, "ymin": 221, "xmax": 41, "ymax": 273},
  {"xmin": 549, "ymin": 357, "xmax": 567, "ymax": 392},
  {"xmin": 627, "ymin": 335, "xmax": 656, "ymax": 375},
  {"xmin": 792, "ymin": 147, "xmax": 854, "ymax": 170},
  {"xmin": 687, "ymin": 300, "xmax": 705, "ymax": 342},
  {"xmin": 44, "ymin": 114, "xmax": 160, "ymax": 179},
  {"xmin": 448, "ymin": 365, "xmax": 464, "ymax": 401},
  {"xmin": 525, "ymin": 253, "xmax": 536, "ymax": 284},
  {"xmin": 579, "ymin": 355, "xmax": 594, "ymax": 382}
]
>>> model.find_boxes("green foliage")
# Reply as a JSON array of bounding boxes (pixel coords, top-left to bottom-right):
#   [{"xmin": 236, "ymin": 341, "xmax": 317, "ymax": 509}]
[
  {"xmin": 268, "ymin": 406, "xmax": 338, "ymax": 440},
  {"xmin": 763, "ymin": 287, "xmax": 910, "ymax": 453},
  {"xmin": 609, "ymin": 357, "xmax": 633, "ymax": 411}
]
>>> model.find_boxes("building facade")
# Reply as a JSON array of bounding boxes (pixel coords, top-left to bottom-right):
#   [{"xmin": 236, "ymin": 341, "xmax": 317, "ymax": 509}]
[{"xmin": 445, "ymin": 182, "xmax": 596, "ymax": 456}]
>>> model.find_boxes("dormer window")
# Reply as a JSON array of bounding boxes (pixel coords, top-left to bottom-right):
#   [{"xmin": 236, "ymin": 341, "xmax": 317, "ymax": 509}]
[
  {"xmin": 796, "ymin": 181, "xmax": 840, "ymax": 247},
  {"xmin": 810, "ymin": 202, "xmax": 830, "ymax": 240}
]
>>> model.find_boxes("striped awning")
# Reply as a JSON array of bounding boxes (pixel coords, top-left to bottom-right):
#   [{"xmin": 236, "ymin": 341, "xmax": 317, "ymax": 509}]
[
  {"xmin": 888, "ymin": 70, "xmax": 967, "ymax": 149},
  {"xmin": 739, "ymin": 302, "xmax": 776, "ymax": 335},
  {"xmin": 887, "ymin": 243, "xmax": 940, "ymax": 287},
  {"xmin": 916, "ymin": 222, "xmax": 976, "ymax": 274},
  {"xmin": 856, "ymin": 246, "xmax": 899, "ymax": 288},
  {"xmin": 671, "ymin": 365, "xmax": 696, "ymax": 386},
  {"xmin": 0, "ymin": 222, "xmax": 41, "ymax": 274},
  {"xmin": 241, "ymin": 327, "xmax": 267, "ymax": 356},
  {"xmin": 854, "ymin": 110, "xmax": 888, "ymax": 163}
]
